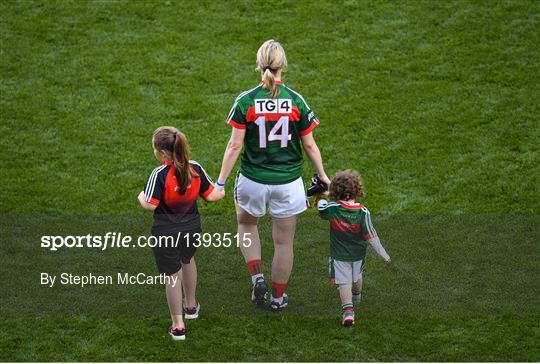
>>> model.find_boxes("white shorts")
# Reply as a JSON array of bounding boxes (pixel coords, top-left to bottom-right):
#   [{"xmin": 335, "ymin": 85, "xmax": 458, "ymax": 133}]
[
  {"xmin": 329, "ymin": 258, "xmax": 364, "ymax": 285},
  {"xmin": 234, "ymin": 173, "xmax": 307, "ymax": 218}
]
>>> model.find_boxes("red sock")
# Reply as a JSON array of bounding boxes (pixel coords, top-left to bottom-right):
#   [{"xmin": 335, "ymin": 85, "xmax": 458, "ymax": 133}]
[
  {"xmin": 272, "ymin": 282, "xmax": 287, "ymax": 298},
  {"xmin": 246, "ymin": 259, "xmax": 262, "ymax": 276}
]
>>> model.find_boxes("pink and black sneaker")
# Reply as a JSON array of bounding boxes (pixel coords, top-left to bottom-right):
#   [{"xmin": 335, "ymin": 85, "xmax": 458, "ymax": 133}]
[
  {"xmin": 168, "ymin": 325, "xmax": 186, "ymax": 341},
  {"xmin": 184, "ymin": 301, "xmax": 200, "ymax": 320}
]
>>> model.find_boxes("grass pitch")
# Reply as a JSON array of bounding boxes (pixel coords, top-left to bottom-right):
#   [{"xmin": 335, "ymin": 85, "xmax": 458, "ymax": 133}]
[{"xmin": 1, "ymin": 0, "xmax": 539, "ymax": 361}]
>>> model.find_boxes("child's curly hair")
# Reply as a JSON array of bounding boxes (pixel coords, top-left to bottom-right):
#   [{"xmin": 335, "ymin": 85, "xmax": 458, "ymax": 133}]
[{"xmin": 329, "ymin": 170, "xmax": 365, "ymax": 201}]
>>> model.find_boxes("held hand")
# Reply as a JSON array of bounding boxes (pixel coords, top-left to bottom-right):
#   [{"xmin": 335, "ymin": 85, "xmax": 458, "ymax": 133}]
[
  {"xmin": 319, "ymin": 174, "xmax": 331, "ymax": 189},
  {"xmin": 216, "ymin": 186, "xmax": 226, "ymax": 198},
  {"xmin": 214, "ymin": 184, "xmax": 226, "ymax": 200},
  {"xmin": 205, "ymin": 185, "xmax": 226, "ymax": 202}
]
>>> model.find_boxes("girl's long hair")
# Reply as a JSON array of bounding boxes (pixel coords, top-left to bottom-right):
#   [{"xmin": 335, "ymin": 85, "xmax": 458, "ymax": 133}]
[{"xmin": 152, "ymin": 126, "xmax": 193, "ymax": 194}]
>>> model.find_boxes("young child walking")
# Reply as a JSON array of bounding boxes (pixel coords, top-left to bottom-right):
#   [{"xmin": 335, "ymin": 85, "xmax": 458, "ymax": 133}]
[
  {"xmin": 315, "ymin": 170, "xmax": 391, "ymax": 326},
  {"xmin": 138, "ymin": 126, "xmax": 224, "ymax": 340}
]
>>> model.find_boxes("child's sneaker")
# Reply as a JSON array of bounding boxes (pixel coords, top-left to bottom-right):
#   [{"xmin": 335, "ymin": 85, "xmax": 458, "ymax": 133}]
[
  {"xmin": 270, "ymin": 293, "xmax": 289, "ymax": 312},
  {"xmin": 183, "ymin": 301, "xmax": 200, "ymax": 320},
  {"xmin": 168, "ymin": 326, "xmax": 186, "ymax": 341},
  {"xmin": 341, "ymin": 308, "xmax": 355, "ymax": 326},
  {"xmin": 352, "ymin": 291, "xmax": 362, "ymax": 302},
  {"xmin": 251, "ymin": 276, "xmax": 267, "ymax": 305}
]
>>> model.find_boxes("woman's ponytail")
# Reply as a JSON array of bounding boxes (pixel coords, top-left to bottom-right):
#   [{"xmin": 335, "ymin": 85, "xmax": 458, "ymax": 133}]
[
  {"xmin": 172, "ymin": 131, "xmax": 192, "ymax": 194},
  {"xmin": 256, "ymin": 40, "xmax": 287, "ymax": 99},
  {"xmin": 262, "ymin": 67, "xmax": 277, "ymax": 99}
]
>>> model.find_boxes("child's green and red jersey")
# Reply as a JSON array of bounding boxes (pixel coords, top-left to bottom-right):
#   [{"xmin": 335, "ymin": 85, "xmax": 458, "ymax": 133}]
[
  {"xmin": 226, "ymin": 81, "xmax": 319, "ymax": 184},
  {"xmin": 317, "ymin": 199, "xmax": 378, "ymax": 262}
]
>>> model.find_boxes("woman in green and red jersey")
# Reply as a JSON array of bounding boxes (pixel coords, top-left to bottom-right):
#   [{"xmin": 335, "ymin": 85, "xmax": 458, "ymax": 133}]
[{"xmin": 215, "ymin": 40, "xmax": 330, "ymax": 312}]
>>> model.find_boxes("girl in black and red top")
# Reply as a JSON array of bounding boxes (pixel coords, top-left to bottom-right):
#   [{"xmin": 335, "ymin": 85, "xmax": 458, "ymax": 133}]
[{"xmin": 138, "ymin": 126, "xmax": 224, "ymax": 341}]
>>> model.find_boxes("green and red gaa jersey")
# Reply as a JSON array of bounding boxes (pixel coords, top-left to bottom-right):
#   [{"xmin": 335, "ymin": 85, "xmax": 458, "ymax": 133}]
[
  {"xmin": 226, "ymin": 81, "xmax": 320, "ymax": 184},
  {"xmin": 317, "ymin": 199, "xmax": 378, "ymax": 262}
]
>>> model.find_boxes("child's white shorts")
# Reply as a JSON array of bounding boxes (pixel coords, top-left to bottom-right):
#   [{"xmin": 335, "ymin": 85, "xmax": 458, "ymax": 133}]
[
  {"xmin": 234, "ymin": 173, "xmax": 307, "ymax": 218},
  {"xmin": 329, "ymin": 257, "xmax": 365, "ymax": 285}
]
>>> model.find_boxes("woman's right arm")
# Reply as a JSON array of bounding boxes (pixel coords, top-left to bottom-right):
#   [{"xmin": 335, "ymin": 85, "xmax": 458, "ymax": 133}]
[
  {"xmin": 203, "ymin": 187, "xmax": 225, "ymax": 202},
  {"xmin": 216, "ymin": 127, "xmax": 245, "ymax": 188},
  {"xmin": 301, "ymin": 132, "xmax": 331, "ymax": 187}
]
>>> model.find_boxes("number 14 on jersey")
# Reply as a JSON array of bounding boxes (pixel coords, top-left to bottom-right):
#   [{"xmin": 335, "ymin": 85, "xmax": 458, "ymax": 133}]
[{"xmin": 255, "ymin": 116, "xmax": 291, "ymax": 148}]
